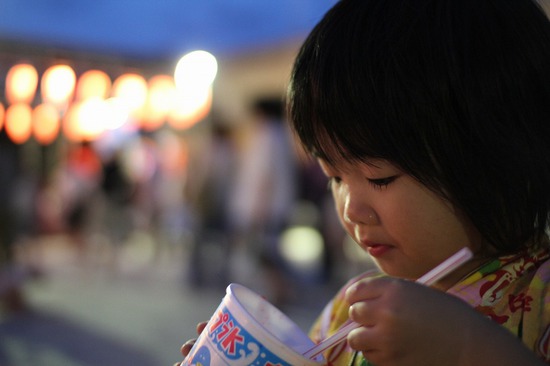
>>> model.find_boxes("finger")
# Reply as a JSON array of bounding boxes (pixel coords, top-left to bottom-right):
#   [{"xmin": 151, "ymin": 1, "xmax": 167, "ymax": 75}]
[
  {"xmin": 197, "ymin": 321, "xmax": 208, "ymax": 334},
  {"xmin": 348, "ymin": 325, "xmax": 398, "ymax": 366},
  {"xmin": 345, "ymin": 278, "xmax": 383, "ymax": 303},
  {"xmin": 181, "ymin": 339, "xmax": 196, "ymax": 356},
  {"xmin": 348, "ymin": 301, "xmax": 376, "ymax": 326},
  {"xmin": 345, "ymin": 277, "xmax": 400, "ymax": 304},
  {"xmin": 347, "ymin": 326, "xmax": 376, "ymax": 353}
]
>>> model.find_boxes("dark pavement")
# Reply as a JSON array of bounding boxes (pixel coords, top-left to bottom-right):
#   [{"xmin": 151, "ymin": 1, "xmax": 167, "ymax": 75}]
[{"xmin": 0, "ymin": 233, "xmax": 354, "ymax": 366}]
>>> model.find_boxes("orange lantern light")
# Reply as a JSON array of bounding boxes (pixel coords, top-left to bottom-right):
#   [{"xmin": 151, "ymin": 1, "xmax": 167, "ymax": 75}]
[
  {"xmin": 168, "ymin": 87, "xmax": 213, "ymax": 130},
  {"xmin": 141, "ymin": 74, "xmax": 176, "ymax": 131},
  {"xmin": 63, "ymin": 99, "xmax": 107, "ymax": 142},
  {"xmin": 112, "ymin": 73, "xmax": 148, "ymax": 119},
  {"xmin": 63, "ymin": 102, "xmax": 83, "ymax": 142},
  {"xmin": 5, "ymin": 63, "xmax": 39, "ymax": 105},
  {"xmin": 41, "ymin": 64, "xmax": 76, "ymax": 107},
  {"xmin": 77, "ymin": 98, "xmax": 108, "ymax": 141},
  {"xmin": 103, "ymin": 97, "xmax": 131, "ymax": 130},
  {"xmin": 33, "ymin": 103, "xmax": 60, "ymax": 145},
  {"xmin": 5, "ymin": 103, "xmax": 33, "ymax": 144},
  {"xmin": 76, "ymin": 69, "xmax": 111, "ymax": 100}
]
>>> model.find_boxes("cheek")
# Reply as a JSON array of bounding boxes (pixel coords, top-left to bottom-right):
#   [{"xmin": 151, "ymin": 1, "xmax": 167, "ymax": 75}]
[
  {"xmin": 372, "ymin": 183, "xmax": 442, "ymax": 235},
  {"xmin": 332, "ymin": 188, "xmax": 351, "ymax": 232},
  {"xmin": 384, "ymin": 190, "xmax": 469, "ymax": 250}
]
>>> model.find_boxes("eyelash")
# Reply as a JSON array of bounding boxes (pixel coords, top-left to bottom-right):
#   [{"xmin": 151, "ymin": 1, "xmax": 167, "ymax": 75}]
[
  {"xmin": 368, "ymin": 176, "xmax": 397, "ymax": 189},
  {"xmin": 326, "ymin": 176, "xmax": 397, "ymax": 190}
]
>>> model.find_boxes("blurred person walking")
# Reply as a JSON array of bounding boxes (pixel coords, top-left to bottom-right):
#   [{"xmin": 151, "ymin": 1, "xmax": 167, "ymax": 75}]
[
  {"xmin": 186, "ymin": 121, "xmax": 238, "ymax": 287},
  {"xmin": 0, "ymin": 134, "xmax": 27, "ymax": 313},
  {"xmin": 227, "ymin": 97, "xmax": 298, "ymax": 305},
  {"xmin": 60, "ymin": 141, "xmax": 103, "ymax": 259}
]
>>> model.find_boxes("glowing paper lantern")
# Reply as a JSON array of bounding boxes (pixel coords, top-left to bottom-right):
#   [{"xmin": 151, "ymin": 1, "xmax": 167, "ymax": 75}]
[
  {"xmin": 5, "ymin": 63, "xmax": 39, "ymax": 104},
  {"xmin": 5, "ymin": 103, "xmax": 33, "ymax": 144},
  {"xmin": 77, "ymin": 98, "xmax": 108, "ymax": 140},
  {"xmin": 170, "ymin": 50, "xmax": 218, "ymax": 130},
  {"xmin": 33, "ymin": 103, "xmax": 60, "ymax": 145},
  {"xmin": 41, "ymin": 64, "xmax": 76, "ymax": 107},
  {"xmin": 112, "ymin": 73, "xmax": 148, "ymax": 119},
  {"xmin": 142, "ymin": 74, "xmax": 176, "ymax": 131},
  {"xmin": 63, "ymin": 102, "xmax": 82, "ymax": 142},
  {"xmin": 76, "ymin": 69, "xmax": 111, "ymax": 100},
  {"xmin": 174, "ymin": 50, "xmax": 218, "ymax": 90},
  {"xmin": 168, "ymin": 87, "xmax": 213, "ymax": 130},
  {"xmin": 63, "ymin": 99, "xmax": 107, "ymax": 142},
  {"xmin": 103, "ymin": 97, "xmax": 131, "ymax": 130}
]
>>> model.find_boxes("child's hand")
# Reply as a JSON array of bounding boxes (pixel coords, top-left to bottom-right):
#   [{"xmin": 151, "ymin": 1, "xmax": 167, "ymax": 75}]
[
  {"xmin": 345, "ymin": 277, "xmax": 471, "ymax": 366},
  {"xmin": 173, "ymin": 321, "xmax": 208, "ymax": 366},
  {"xmin": 345, "ymin": 276, "xmax": 546, "ymax": 366}
]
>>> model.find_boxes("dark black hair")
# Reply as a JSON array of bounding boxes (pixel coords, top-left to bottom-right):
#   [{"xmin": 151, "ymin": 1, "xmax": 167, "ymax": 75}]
[{"xmin": 288, "ymin": 0, "xmax": 550, "ymax": 253}]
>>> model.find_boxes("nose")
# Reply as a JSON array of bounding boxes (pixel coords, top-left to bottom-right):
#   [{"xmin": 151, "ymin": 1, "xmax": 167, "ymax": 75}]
[{"xmin": 342, "ymin": 188, "xmax": 379, "ymax": 226}]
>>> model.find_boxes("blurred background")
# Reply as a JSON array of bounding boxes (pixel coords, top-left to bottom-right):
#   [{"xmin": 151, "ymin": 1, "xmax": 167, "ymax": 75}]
[{"xmin": 0, "ymin": 1, "xmax": 376, "ymax": 365}]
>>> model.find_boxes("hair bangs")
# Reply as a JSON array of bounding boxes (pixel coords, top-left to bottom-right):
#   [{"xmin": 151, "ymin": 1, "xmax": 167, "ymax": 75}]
[{"xmin": 288, "ymin": 2, "xmax": 398, "ymax": 166}]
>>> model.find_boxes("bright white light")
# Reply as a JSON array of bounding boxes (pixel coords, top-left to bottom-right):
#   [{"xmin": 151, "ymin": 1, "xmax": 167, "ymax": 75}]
[
  {"xmin": 172, "ymin": 50, "xmax": 218, "ymax": 128},
  {"xmin": 174, "ymin": 50, "xmax": 218, "ymax": 91},
  {"xmin": 78, "ymin": 98, "xmax": 108, "ymax": 139},
  {"xmin": 279, "ymin": 226, "xmax": 324, "ymax": 271},
  {"xmin": 104, "ymin": 97, "xmax": 131, "ymax": 130},
  {"xmin": 41, "ymin": 64, "xmax": 76, "ymax": 106}
]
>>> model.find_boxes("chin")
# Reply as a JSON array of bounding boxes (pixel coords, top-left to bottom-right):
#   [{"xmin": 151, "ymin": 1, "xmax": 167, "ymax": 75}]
[{"xmin": 377, "ymin": 264, "xmax": 418, "ymax": 280}]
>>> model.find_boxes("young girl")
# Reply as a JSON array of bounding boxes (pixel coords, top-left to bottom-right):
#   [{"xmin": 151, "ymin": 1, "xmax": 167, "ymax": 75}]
[{"xmin": 180, "ymin": 0, "xmax": 550, "ymax": 364}]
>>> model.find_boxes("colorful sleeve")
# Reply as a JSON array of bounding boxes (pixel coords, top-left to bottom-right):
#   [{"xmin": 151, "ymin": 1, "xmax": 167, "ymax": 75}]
[
  {"xmin": 527, "ymin": 260, "xmax": 550, "ymax": 362},
  {"xmin": 308, "ymin": 283, "xmax": 350, "ymax": 344}
]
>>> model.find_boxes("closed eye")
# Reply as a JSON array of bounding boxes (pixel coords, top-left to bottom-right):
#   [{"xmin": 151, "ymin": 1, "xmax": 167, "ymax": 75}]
[{"xmin": 367, "ymin": 175, "xmax": 398, "ymax": 189}]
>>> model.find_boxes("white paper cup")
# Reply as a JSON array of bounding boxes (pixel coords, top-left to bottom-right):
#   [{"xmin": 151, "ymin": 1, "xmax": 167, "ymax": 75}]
[{"xmin": 181, "ymin": 283, "xmax": 324, "ymax": 366}]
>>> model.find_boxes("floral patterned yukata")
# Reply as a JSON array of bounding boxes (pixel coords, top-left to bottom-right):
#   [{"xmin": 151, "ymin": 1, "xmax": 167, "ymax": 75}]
[{"xmin": 309, "ymin": 245, "xmax": 550, "ymax": 366}]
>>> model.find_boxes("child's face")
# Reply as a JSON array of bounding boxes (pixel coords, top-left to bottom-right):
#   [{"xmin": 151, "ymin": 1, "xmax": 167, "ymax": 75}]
[{"xmin": 318, "ymin": 157, "xmax": 484, "ymax": 281}]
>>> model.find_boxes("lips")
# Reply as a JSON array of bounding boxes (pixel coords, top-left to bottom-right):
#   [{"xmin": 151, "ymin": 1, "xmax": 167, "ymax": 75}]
[
  {"xmin": 360, "ymin": 240, "xmax": 393, "ymax": 258},
  {"xmin": 367, "ymin": 244, "xmax": 393, "ymax": 258}
]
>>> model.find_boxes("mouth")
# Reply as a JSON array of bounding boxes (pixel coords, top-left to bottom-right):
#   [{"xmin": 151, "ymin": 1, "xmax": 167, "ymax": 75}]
[{"xmin": 360, "ymin": 240, "xmax": 394, "ymax": 258}]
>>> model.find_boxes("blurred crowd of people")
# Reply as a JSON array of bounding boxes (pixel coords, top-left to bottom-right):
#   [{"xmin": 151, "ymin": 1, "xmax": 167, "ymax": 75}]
[{"xmin": 0, "ymin": 96, "xmax": 352, "ymax": 313}]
